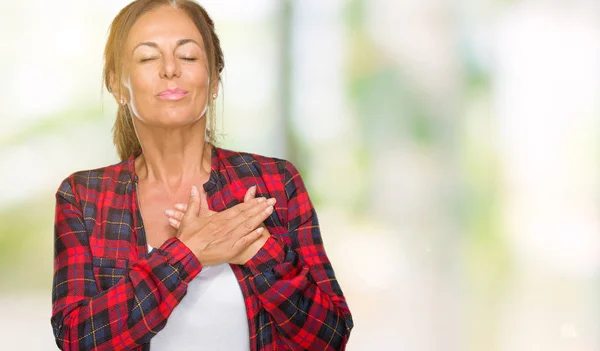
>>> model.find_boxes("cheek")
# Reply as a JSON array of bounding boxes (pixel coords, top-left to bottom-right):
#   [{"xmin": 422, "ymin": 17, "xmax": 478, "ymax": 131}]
[
  {"xmin": 127, "ymin": 68, "xmax": 156, "ymax": 100},
  {"xmin": 190, "ymin": 66, "xmax": 210, "ymax": 90},
  {"xmin": 124, "ymin": 69, "xmax": 157, "ymax": 120}
]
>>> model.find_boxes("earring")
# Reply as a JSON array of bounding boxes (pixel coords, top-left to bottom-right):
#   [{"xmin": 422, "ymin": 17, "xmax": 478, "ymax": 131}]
[
  {"xmin": 212, "ymin": 93, "xmax": 217, "ymax": 100},
  {"xmin": 119, "ymin": 99, "xmax": 125, "ymax": 105}
]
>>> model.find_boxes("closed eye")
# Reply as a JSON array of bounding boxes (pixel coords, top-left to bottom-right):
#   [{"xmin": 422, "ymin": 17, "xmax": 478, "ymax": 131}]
[
  {"xmin": 140, "ymin": 57, "xmax": 158, "ymax": 63},
  {"xmin": 180, "ymin": 57, "xmax": 198, "ymax": 61}
]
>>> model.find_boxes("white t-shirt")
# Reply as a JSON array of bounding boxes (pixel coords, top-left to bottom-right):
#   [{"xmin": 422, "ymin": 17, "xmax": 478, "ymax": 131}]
[{"xmin": 148, "ymin": 245, "xmax": 250, "ymax": 351}]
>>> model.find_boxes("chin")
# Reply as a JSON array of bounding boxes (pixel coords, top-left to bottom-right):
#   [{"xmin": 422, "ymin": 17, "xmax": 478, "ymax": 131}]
[{"xmin": 159, "ymin": 109, "xmax": 205, "ymax": 127}]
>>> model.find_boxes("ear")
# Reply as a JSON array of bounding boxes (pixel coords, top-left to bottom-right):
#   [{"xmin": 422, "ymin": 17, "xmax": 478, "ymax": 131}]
[
  {"xmin": 210, "ymin": 75, "xmax": 220, "ymax": 98},
  {"xmin": 109, "ymin": 73, "xmax": 131, "ymax": 105},
  {"xmin": 112, "ymin": 91, "xmax": 131, "ymax": 106}
]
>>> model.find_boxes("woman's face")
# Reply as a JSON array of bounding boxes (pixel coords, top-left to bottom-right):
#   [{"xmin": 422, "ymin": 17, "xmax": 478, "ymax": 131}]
[{"xmin": 122, "ymin": 6, "xmax": 212, "ymax": 127}]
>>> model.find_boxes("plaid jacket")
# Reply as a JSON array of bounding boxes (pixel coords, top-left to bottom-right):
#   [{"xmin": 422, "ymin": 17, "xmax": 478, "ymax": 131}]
[{"xmin": 51, "ymin": 146, "xmax": 353, "ymax": 351}]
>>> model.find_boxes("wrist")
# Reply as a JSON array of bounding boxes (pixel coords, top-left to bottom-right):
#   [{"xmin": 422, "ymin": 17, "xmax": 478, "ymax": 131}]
[{"xmin": 243, "ymin": 236, "xmax": 286, "ymax": 274}]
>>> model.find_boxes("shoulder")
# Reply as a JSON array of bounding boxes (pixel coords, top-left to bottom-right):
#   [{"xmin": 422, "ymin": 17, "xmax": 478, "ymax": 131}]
[
  {"xmin": 56, "ymin": 158, "xmax": 133, "ymax": 202},
  {"xmin": 213, "ymin": 146, "xmax": 299, "ymax": 179},
  {"xmin": 213, "ymin": 146, "xmax": 304, "ymax": 198}
]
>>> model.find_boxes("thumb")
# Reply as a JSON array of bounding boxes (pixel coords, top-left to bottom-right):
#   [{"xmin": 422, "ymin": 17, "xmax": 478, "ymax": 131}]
[
  {"xmin": 244, "ymin": 185, "xmax": 257, "ymax": 203},
  {"xmin": 197, "ymin": 186, "xmax": 213, "ymax": 217},
  {"xmin": 184, "ymin": 185, "xmax": 201, "ymax": 221}
]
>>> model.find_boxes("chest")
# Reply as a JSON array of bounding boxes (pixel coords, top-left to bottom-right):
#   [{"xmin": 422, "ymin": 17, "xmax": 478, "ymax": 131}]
[{"xmin": 136, "ymin": 185, "xmax": 190, "ymax": 248}]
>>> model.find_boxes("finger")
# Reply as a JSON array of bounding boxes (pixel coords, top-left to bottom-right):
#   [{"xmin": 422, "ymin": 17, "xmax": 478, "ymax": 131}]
[
  {"xmin": 175, "ymin": 201, "xmax": 216, "ymax": 217},
  {"xmin": 232, "ymin": 227, "xmax": 264, "ymax": 251},
  {"xmin": 168, "ymin": 217, "xmax": 181, "ymax": 229},
  {"xmin": 178, "ymin": 191, "xmax": 268, "ymax": 214},
  {"xmin": 165, "ymin": 209, "xmax": 185, "ymax": 221},
  {"xmin": 244, "ymin": 186, "xmax": 257, "ymax": 202},
  {"xmin": 175, "ymin": 202, "xmax": 217, "ymax": 216},
  {"xmin": 217, "ymin": 196, "xmax": 266, "ymax": 221},
  {"xmin": 198, "ymin": 187, "xmax": 219, "ymax": 218},
  {"xmin": 220, "ymin": 196, "xmax": 273, "ymax": 224},
  {"xmin": 227, "ymin": 201, "xmax": 275, "ymax": 239},
  {"xmin": 183, "ymin": 186, "xmax": 201, "ymax": 221},
  {"xmin": 199, "ymin": 187, "xmax": 209, "ymax": 211}
]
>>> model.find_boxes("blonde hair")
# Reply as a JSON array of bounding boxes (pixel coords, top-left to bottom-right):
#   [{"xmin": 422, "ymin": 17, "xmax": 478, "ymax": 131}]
[{"xmin": 103, "ymin": 0, "xmax": 224, "ymax": 160}]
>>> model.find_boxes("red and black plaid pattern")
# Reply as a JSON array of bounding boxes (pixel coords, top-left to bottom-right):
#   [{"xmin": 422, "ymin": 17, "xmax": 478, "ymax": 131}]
[{"xmin": 52, "ymin": 146, "xmax": 353, "ymax": 350}]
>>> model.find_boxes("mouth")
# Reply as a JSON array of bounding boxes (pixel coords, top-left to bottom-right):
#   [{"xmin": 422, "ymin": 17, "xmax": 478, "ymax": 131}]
[{"xmin": 158, "ymin": 88, "xmax": 188, "ymax": 101}]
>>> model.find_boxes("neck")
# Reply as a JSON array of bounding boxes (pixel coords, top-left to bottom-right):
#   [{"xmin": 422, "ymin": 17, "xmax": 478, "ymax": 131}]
[{"xmin": 133, "ymin": 118, "xmax": 212, "ymax": 190}]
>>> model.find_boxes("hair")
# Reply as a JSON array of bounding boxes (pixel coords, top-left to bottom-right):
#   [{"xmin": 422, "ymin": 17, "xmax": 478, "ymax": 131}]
[{"xmin": 103, "ymin": 0, "xmax": 224, "ymax": 161}]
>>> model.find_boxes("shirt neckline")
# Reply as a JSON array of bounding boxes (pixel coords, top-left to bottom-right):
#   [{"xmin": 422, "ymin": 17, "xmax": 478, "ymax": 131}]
[{"xmin": 125, "ymin": 143, "xmax": 221, "ymax": 194}]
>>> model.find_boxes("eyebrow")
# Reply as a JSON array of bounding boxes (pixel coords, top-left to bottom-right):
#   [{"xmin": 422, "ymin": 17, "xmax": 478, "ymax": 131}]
[{"xmin": 132, "ymin": 39, "xmax": 201, "ymax": 53}]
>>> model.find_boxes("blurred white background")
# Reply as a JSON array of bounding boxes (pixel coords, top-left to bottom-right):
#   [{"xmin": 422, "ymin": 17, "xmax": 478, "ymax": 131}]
[{"xmin": 0, "ymin": 0, "xmax": 598, "ymax": 350}]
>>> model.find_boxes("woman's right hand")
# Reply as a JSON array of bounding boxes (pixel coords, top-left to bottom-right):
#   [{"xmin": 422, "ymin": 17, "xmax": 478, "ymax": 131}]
[{"xmin": 176, "ymin": 185, "xmax": 276, "ymax": 266}]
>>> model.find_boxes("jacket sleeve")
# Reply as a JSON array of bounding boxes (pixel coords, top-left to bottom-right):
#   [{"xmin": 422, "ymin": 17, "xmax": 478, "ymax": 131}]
[
  {"xmin": 244, "ymin": 161, "xmax": 354, "ymax": 350},
  {"xmin": 51, "ymin": 177, "xmax": 202, "ymax": 351}
]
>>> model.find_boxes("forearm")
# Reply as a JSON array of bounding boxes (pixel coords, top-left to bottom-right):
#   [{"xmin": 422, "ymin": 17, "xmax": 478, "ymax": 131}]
[
  {"xmin": 52, "ymin": 238, "xmax": 201, "ymax": 351},
  {"xmin": 244, "ymin": 237, "xmax": 352, "ymax": 350}
]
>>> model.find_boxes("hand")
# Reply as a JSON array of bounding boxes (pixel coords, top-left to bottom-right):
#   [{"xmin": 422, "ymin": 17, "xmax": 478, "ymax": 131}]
[
  {"xmin": 231, "ymin": 186, "xmax": 271, "ymax": 264},
  {"xmin": 169, "ymin": 185, "xmax": 276, "ymax": 266},
  {"xmin": 166, "ymin": 186, "xmax": 272, "ymax": 265}
]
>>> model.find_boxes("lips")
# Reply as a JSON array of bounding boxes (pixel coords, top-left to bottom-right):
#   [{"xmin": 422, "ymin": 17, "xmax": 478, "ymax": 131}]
[{"xmin": 158, "ymin": 88, "xmax": 188, "ymax": 101}]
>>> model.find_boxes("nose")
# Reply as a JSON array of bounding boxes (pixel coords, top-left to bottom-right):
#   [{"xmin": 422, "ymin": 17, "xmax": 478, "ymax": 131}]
[{"xmin": 159, "ymin": 54, "xmax": 181, "ymax": 79}]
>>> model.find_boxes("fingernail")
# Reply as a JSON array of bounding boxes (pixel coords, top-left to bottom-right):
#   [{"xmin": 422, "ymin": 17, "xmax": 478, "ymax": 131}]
[
  {"xmin": 267, "ymin": 198, "xmax": 276, "ymax": 206},
  {"xmin": 191, "ymin": 186, "xmax": 198, "ymax": 197},
  {"xmin": 165, "ymin": 209, "xmax": 175, "ymax": 216},
  {"xmin": 174, "ymin": 203, "xmax": 185, "ymax": 211},
  {"xmin": 250, "ymin": 186, "xmax": 257, "ymax": 196},
  {"xmin": 168, "ymin": 217, "xmax": 178, "ymax": 225},
  {"xmin": 257, "ymin": 197, "xmax": 266, "ymax": 203},
  {"xmin": 256, "ymin": 227, "xmax": 264, "ymax": 234},
  {"xmin": 265, "ymin": 206, "xmax": 273, "ymax": 214}
]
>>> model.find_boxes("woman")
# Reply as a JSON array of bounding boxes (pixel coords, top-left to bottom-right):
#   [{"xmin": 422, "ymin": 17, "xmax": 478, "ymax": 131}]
[{"xmin": 50, "ymin": 1, "xmax": 353, "ymax": 350}]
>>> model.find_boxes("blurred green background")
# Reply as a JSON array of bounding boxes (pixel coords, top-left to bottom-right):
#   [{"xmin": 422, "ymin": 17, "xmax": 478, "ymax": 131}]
[{"xmin": 1, "ymin": 0, "xmax": 599, "ymax": 350}]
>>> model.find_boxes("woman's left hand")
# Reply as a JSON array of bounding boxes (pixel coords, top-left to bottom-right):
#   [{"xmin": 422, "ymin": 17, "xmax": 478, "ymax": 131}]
[{"xmin": 166, "ymin": 186, "xmax": 271, "ymax": 265}]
